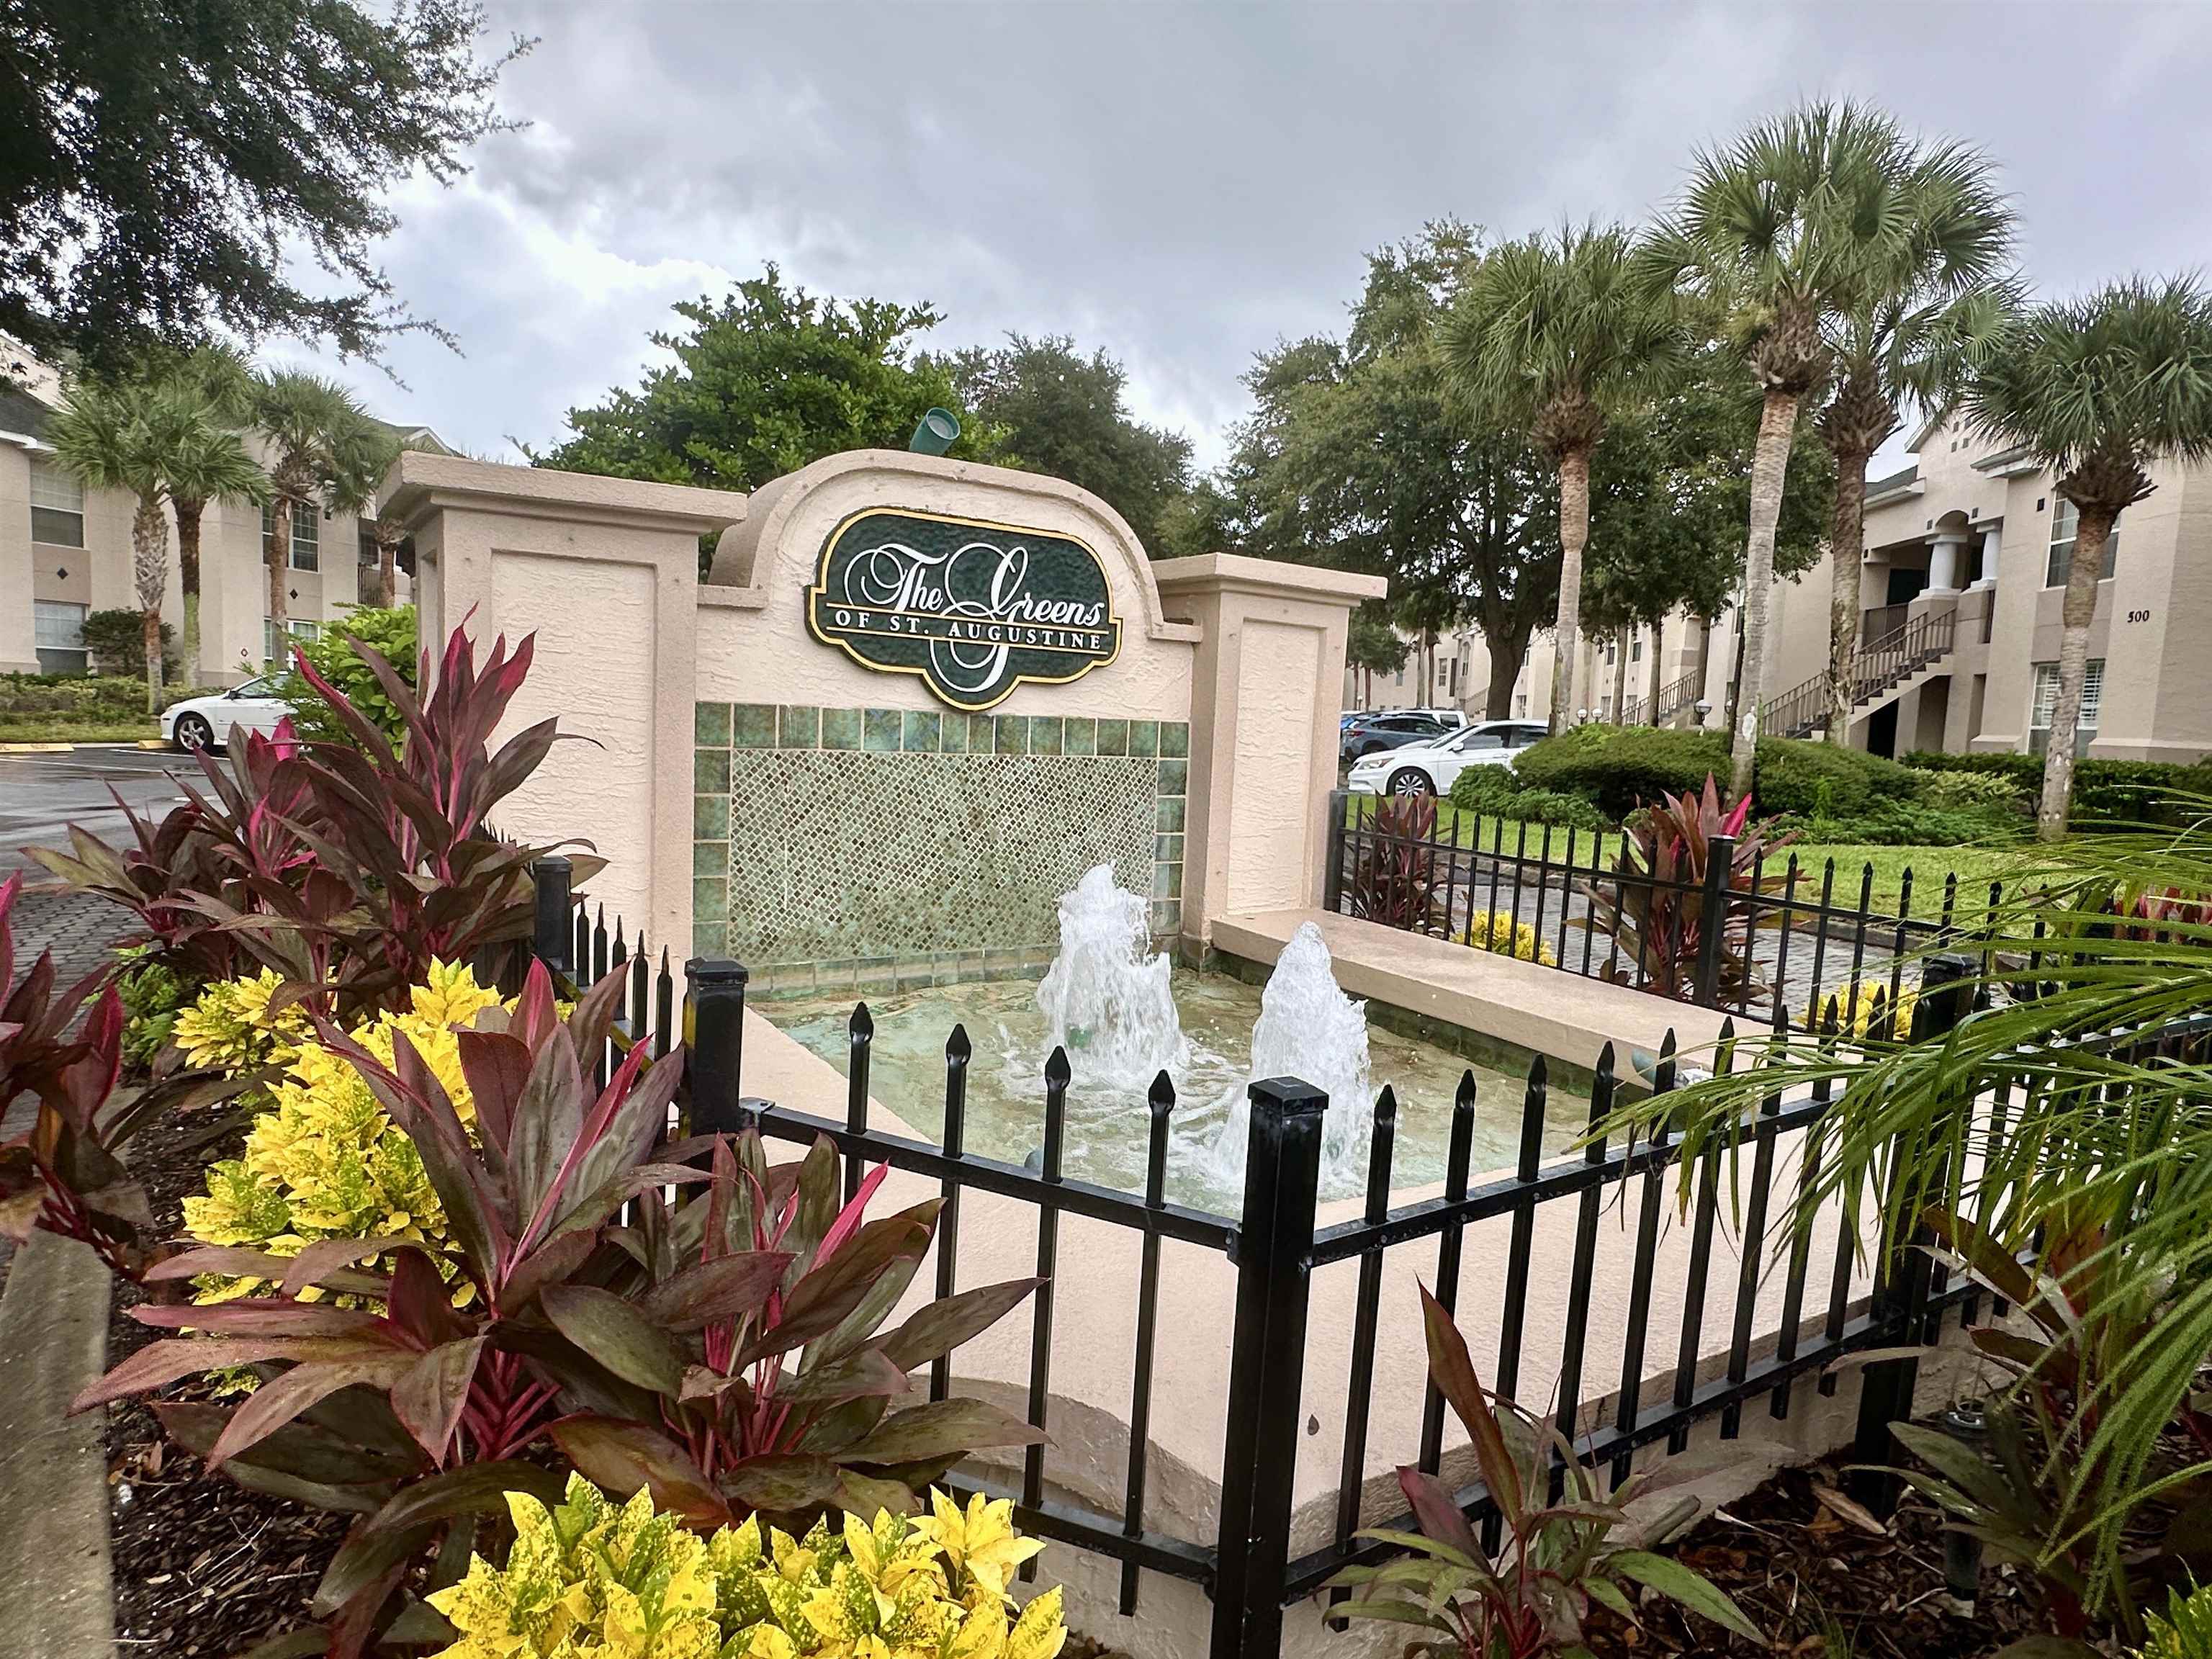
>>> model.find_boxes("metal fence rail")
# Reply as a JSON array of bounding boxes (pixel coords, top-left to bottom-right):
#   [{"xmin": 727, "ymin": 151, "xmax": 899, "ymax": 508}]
[{"xmin": 523, "ymin": 860, "xmax": 2035, "ymax": 1659}]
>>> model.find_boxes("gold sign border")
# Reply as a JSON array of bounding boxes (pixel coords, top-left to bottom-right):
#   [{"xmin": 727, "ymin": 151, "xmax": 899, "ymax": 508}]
[{"xmin": 804, "ymin": 505, "xmax": 1125, "ymax": 713}]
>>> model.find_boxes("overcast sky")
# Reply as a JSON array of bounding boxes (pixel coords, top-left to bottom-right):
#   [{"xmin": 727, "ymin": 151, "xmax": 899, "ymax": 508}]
[{"xmin": 276, "ymin": 1, "xmax": 2212, "ymax": 481}]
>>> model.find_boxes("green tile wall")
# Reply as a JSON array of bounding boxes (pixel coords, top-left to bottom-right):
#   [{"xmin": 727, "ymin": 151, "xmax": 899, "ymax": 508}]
[{"xmin": 694, "ymin": 704, "xmax": 1189, "ymax": 983}]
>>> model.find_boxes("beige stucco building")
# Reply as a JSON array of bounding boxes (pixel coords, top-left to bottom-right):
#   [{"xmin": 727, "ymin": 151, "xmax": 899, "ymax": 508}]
[
  {"xmin": 0, "ymin": 364, "xmax": 436, "ymax": 683},
  {"xmin": 1398, "ymin": 413, "xmax": 2212, "ymax": 763}
]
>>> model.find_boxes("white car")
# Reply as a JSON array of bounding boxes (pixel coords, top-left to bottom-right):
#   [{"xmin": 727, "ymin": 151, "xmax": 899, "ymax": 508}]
[
  {"xmin": 161, "ymin": 674, "xmax": 293, "ymax": 752},
  {"xmin": 1346, "ymin": 719, "xmax": 1549, "ymax": 797}
]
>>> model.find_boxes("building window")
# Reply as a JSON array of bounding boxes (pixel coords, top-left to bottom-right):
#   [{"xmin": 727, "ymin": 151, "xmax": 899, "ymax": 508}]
[
  {"xmin": 1631, "ymin": 635, "xmax": 1642, "ymax": 662},
  {"xmin": 2029, "ymin": 659, "xmax": 2103, "ymax": 756},
  {"xmin": 2044, "ymin": 498, "xmax": 2118, "ymax": 588},
  {"xmin": 264, "ymin": 616, "xmax": 322, "ymax": 663},
  {"xmin": 34, "ymin": 599, "xmax": 89, "ymax": 675},
  {"xmin": 28, "ymin": 462, "xmax": 84, "ymax": 547},
  {"xmin": 263, "ymin": 500, "xmax": 321, "ymax": 572}
]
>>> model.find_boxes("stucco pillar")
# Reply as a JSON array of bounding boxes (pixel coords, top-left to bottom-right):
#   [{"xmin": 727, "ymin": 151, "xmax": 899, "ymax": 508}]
[
  {"xmin": 377, "ymin": 453, "xmax": 748, "ymax": 953},
  {"xmin": 1973, "ymin": 524, "xmax": 2002, "ymax": 588},
  {"xmin": 1926, "ymin": 529, "xmax": 1970, "ymax": 594},
  {"xmin": 1151, "ymin": 554, "xmax": 1387, "ymax": 948}
]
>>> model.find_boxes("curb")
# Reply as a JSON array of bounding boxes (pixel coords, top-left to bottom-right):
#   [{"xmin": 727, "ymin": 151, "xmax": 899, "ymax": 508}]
[
  {"xmin": 0, "ymin": 742, "xmax": 75, "ymax": 753},
  {"xmin": 0, "ymin": 1230, "xmax": 114, "ymax": 1659}
]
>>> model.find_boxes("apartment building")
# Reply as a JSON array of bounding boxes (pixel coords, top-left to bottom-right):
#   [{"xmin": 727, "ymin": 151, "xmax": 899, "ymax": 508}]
[
  {"xmin": 1470, "ymin": 413, "xmax": 2212, "ymax": 763},
  {"xmin": 0, "ymin": 367, "xmax": 439, "ymax": 683}
]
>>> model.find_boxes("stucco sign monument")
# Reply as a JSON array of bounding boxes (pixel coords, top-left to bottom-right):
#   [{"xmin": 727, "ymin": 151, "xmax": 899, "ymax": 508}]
[{"xmin": 804, "ymin": 506, "xmax": 1122, "ymax": 710}]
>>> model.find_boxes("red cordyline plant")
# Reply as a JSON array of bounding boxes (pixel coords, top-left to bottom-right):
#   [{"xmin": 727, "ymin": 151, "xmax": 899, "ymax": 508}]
[
  {"xmin": 547, "ymin": 1130, "xmax": 1046, "ymax": 1527},
  {"xmin": 1349, "ymin": 794, "xmax": 1449, "ymax": 933},
  {"xmin": 1326, "ymin": 1287, "xmax": 1761, "ymax": 1658},
  {"xmin": 0, "ymin": 874, "xmax": 255, "ymax": 1273},
  {"xmin": 30, "ymin": 621, "xmax": 603, "ymax": 1022},
  {"xmin": 1575, "ymin": 773, "xmax": 1791, "ymax": 1003}
]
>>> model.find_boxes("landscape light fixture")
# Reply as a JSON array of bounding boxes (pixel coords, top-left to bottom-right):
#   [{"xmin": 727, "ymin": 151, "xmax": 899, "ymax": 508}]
[{"xmin": 909, "ymin": 408, "xmax": 960, "ymax": 456}]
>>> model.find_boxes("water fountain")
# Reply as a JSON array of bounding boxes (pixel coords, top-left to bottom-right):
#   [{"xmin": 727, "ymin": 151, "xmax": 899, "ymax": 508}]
[
  {"xmin": 1035, "ymin": 864, "xmax": 1188, "ymax": 1089},
  {"xmin": 1200, "ymin": 920, "xmax": 1375, "ymax": 1197}
]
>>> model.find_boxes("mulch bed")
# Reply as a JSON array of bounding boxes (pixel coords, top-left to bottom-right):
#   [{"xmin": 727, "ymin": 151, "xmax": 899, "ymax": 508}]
[
  {"xmin": 104, "ymin": 1109, "xmax": 351, "ymax": 1659},
  {"xmin": 1588, "ymin": 1462, "xmax": 2056, "ymax": 1658}
]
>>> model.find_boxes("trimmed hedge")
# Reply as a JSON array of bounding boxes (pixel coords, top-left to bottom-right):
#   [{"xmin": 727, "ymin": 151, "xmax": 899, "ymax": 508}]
[
  {"xmin": 1905, "ymin": 749, "xmax": 2212, "ymax": 829},
  {"xmin": 1509, "ymin": 727, "xmax": 1728, "ymax": 819},
  {"xmin": 0, "ymin": 673, "xmax": 212, "ymax": 723},
  {"xmin": 1446, "ymin": 763, "xmax": 1613, "ymax": 834}
]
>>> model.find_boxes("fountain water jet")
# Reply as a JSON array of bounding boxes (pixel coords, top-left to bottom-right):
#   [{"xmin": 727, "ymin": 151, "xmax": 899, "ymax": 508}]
[
  {"xmin": 1035, "ymin": 864, "xmax": 1187, "ymax": 1089},
  {"xmin": 1203, "ymin": 920, "xmax": 1373, "ymax": 1197}
]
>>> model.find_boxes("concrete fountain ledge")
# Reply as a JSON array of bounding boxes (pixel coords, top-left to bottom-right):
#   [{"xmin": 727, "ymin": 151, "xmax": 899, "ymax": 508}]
[{"xmin": 1208, "ymin": 908, "xmax": 1731, "ymax": 1077}]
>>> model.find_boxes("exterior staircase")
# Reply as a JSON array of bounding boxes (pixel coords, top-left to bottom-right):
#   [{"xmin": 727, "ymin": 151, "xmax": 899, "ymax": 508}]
[{"xmin": 1763, "ymin": 607, "xmax": 1956, "ymax": 740}]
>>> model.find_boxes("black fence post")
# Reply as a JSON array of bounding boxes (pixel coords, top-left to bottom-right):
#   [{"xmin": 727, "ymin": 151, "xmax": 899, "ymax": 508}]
[
  {"xmin": 1210, "ymin": 1076, "xmax": 1327, "ymax": 1659},
  {"xmin": 684, "ymin": 957, "xmax": 750, "ymax": 1135},
  {"xmin": 532, "ymin": 856, "xmax": 572, "ymax": 974},
  {"xmin": 1322, "ymin": 788, "xmax": 1348, "ymax": 914},
  {"xmin": 1848, "ymin": 949, "xmax": 1977, "ymax": 1514},
  {"xmin": 1691, "ymin": 833, "xmax": 1736, "ymax": 1008}
]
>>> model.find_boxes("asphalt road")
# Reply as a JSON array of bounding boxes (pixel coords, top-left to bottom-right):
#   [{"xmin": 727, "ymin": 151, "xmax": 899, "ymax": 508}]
[{"xmin": 0, "ymin": 744, "xmax": 196, "ymax": 876}]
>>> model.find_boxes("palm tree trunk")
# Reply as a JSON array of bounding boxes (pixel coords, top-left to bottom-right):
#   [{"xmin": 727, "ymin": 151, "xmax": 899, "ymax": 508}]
[
  {"xmin": 268, "ymin": 495, "xmax": 292, "ymax": 641},
  {"xmin": 377, "ymin": 534, "xmax": 397, "ymax": 608},
  {"xmin": 1826, "ymin": 452, "xmax": 1871, "ymax": 743},
  {"xmin": 1646, "ymin": 616, "xmax": 1664, "ymax": 724},
  {"xmin": 1548, "ymin": 444, "xmax": 1591, "ymax": 734},
  {"xmin": 1610, "ymin": 629, "xmax": 1629, "ymax": 723},
  {"xmin": 130, "ymin": 493, "xmax": 167, "ymax": 715},
  {"xmin": 174, "ymin": 498, "xmax": 205, "ymax": 688},
  {"xmin": 2038, "ymin": 507, "xmax": 2116, "ymax": 842},
  {"xmin": 1732, "ymin": 390, "xmax": 1800, "ymax": 798}
]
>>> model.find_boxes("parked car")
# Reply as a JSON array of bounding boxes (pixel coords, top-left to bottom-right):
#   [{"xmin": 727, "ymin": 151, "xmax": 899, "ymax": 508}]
[
  {"xmin": 1340, "ymin": 710, "xmax": 1452, "ymax": 764},
  {"xmin": 1346, "ymin": 719, "xmax": 1549, "ymax": 796},
  {"xmin": 161, "ymin": 675, "xmax": 292, "ymax": 752}
]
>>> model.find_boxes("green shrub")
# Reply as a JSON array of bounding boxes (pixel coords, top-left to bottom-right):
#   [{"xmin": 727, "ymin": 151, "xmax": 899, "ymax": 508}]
[
  {"xmin": 81, "ymin": 609, "xmax": 180, "ymax": 679},
  {"xmin": 1750, "ymin": 739, "xmax": 1920, "ymax": 820},
  {"xmin": 1776, "ymin": 799, "xmax": 2023, "ymax": 848},
  {"xmin": 270, "ymin": 604, "xmax": 416, "ymax": 747},
  {"xmin": 1905, "ymin": 749, "xmax": 2212, "ymax": 830},
  {"xmin": 2140, "ymin": 1581, "xmax": 2212, "ymax": 1658},
  {"xmin": 1512, "ymin": 788, "xmax": 1614, "ymax": 834},
  {"xmin": 1913, "ymin": 768, "xmax": 2031, "ymax": 817},
  {"xmin": 1447, "ymin": 764, "xmax": 1525, "ymax": 814},
  {"xmin": 0, "ymin": 673, "xmax": 210, "ymax": 723},
  {"xmin": 1511, "ymin": 726, "xmax": 1728, "ymax": 819}
]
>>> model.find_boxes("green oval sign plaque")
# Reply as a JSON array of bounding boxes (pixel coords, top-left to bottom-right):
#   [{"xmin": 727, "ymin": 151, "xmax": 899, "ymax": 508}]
[{"xmin": 804, "ymin": 508, "xmax": 1123, "ymax": 711}]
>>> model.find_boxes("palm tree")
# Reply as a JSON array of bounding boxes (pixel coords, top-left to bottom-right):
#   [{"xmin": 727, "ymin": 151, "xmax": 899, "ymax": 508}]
[
  {"xmin": 1816, "ymin": 138, "xmax": 2015, "ymax": 739},
  {"xmin": 1442, "ymin": 225, "xmax": 1681, "ymax": 733},
  {"xmin": 1642, "ymin": 99, "xmax": 1965, "ymax": 796},
  {"xmin": 326, "ymin": 422, "xmax": 406, "ymax": 606},
  {"xmin": 253, "ymin": 371, "xmax": 370, "ymax": 637},
  {"xmin": 49, "ymin": 382, "xmax": 171, "ymax": 711},
  {"xmin": 156, "ymin": 346, "xmax": 263, "ymax": 685},
  {"xmin": 1964, "ymin": 276, "xmax": 2212, "ymax": 839}
]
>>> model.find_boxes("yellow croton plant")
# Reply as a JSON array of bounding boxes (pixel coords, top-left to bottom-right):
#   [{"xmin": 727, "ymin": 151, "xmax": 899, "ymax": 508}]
[
  {"xmin": 179, "ymin": 960, "xmax": 511, "ymax": 1303},
  {"xmin": 429, "ymin": 1478, "xmax": 1069, "ymax": 1659}
]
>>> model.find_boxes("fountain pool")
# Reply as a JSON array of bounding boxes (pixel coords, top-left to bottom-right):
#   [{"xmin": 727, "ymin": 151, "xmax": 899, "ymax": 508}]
[{"xmin": 760, "ymin": 968, "xmax": 1588, "ymax": 1216}]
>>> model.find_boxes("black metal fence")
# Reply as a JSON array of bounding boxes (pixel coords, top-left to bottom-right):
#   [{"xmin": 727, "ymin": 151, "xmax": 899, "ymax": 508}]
[
  {"xmin": 1328, "ymin": 788, "xmax": 2003, "ymax": 1034},
  {"xmin": 527, "ymin": 859, "xmax": 2000, "ymax": 1659}
]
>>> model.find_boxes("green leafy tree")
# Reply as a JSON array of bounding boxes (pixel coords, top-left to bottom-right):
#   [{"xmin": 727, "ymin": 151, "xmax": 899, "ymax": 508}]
[
  {"xmin": 1815, "ymin": 136, "xmax": 2015, "ymax": 738},
  {"xmin": 1227, "ymin": 222, "xmax": 1560, "ymax": 719},
  {"xmin": 1964, "ymin": 277, "xmax": 2212, "ymax": 839},
  {"xmin": 538, "ymin": 266, "xmax": 994, "ymax": 526},
  {"xmin": 1345, "ymin": 599, "xmax": 1411, "ymax": 704},
  {"xmin": 1442, "ymin": 222, "xmax": 1683, "ymax": 732},
  {"xmin": 80, "ymin": 609, "xmax": 177, "ymax": 680},
  {"xmin": 1150, "ymin": 475, "xmax": 1236, "ymax": 560},
  {"xmin": 1641, "ymin": 99, "xmax": 1969, "ymax": 795},
  {"xmin": 252, "ymin": 371, "xmax": 372, "ymax": 635},
  {"xmin": 0, "ymin": 0, "xmax": 523, "ymax": 372},
  {"xmin": 945, "ymin": 333, "xmax": 1193, "ymax": 551}
]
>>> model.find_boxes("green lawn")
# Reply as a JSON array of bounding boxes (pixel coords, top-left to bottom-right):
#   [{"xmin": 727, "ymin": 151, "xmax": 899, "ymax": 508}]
[{"xmin": 0, "ymin": 719, "xmax": 162, "ymax": 745}]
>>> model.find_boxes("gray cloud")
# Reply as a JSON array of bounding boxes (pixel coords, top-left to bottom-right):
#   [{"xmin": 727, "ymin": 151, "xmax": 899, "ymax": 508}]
[{"xmin": 274, "ymin": 1, "xmax": 2212, "ymax": 475}]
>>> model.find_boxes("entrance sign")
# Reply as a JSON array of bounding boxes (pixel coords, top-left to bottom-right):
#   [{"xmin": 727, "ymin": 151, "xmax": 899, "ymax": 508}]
[{"xmin": 805, "ymin": 508, "xmax": 1123, "ymax": 711}]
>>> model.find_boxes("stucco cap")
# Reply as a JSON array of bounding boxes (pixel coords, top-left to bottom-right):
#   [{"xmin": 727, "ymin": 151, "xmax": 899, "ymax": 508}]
[
  {"xmin": 706, "ymin": 447, "xmax": 1194, "ymax": 641},
  {"xmin": 1151, "ymin": 551, "xmax": 1388, "ymax": 607},
  {"xmin": 377, "ymin": 451, "xmax": 750, "ymax": 538}
]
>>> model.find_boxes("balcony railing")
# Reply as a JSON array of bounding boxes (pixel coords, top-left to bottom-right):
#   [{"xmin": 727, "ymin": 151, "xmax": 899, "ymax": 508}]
[{"xmin": 1763, "ymin": 606, "xmax": 1956, "ymax": 740}]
